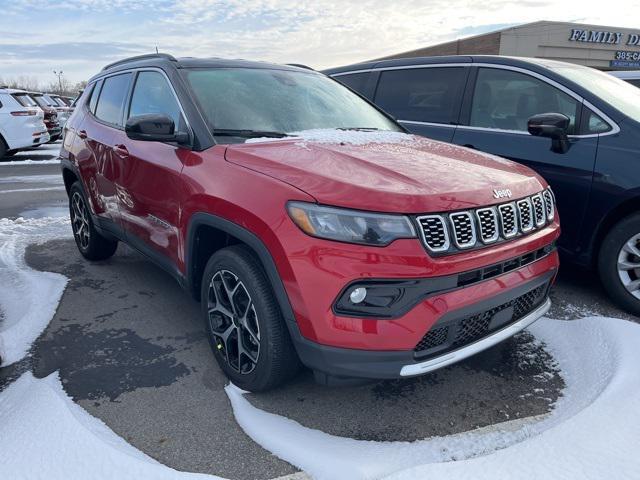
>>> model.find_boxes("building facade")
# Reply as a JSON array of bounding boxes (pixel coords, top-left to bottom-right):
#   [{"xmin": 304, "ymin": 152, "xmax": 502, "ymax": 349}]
[{"xmin": 378, "ymin": 21, "xmax": 640, "ymax": 70}]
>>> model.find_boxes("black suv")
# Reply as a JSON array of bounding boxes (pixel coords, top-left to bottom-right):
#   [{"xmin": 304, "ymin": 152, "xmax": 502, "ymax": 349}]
[{"xmin": 326, "ymin": 56, "xmax": 640, "ymax": 315}]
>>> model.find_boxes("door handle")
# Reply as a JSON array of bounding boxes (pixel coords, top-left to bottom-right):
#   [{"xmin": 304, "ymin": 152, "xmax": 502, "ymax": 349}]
[
  {"xmin": 113, "ymin": 144, "xmax": 129, "ymax": 158},
  {"xmin": 78, "ymin": 130, "xmax": 87, "ymax": 139}
]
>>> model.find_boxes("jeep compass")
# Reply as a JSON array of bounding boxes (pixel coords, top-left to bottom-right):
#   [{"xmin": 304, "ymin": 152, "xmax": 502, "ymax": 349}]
[{"xmin": 60, "ymin": 54, "xmax": 560, "ymax": 391}]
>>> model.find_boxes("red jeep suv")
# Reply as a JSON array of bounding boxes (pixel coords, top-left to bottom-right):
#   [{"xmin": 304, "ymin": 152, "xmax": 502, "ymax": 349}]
[{"xmin": 60, "ymin": 54, "xmax": 560, "ymax": 391}]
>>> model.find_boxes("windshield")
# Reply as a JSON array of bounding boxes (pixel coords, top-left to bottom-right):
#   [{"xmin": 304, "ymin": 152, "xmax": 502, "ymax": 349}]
[
  {"xmin": 182, "ymin": 67, "xmax": 400, "ymax": 142},
  {"xmin": 548, "ymin": 64, "xmax": 640, "ymax": 122}
]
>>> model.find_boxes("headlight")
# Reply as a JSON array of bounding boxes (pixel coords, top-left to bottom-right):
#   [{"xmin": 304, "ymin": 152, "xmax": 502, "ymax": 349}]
[{"xmin": 287, "ymin": 201, "xmax": 416, "ymax": 246}]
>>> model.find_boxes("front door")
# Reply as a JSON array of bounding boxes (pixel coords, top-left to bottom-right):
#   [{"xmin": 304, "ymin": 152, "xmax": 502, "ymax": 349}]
[
  {"xmin": 451, "ymin": 67, "xmax": 598, "ymax": 254},
  {"xmin": 113, "ymin": 70, "xmax": 188, "ymax": 271}
]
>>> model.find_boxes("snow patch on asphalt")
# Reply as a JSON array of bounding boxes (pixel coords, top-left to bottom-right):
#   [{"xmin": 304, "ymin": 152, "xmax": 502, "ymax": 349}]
[
  {"xmin": 0, "ymin": 216, "xmax": 70, "ymax": 366},
  {"xmin": 226, "ymin": 317, "xmax": 640, "ymax": 480},
  {"xmin": 0, "ymin": 371, "xmax": 222, "ymax": 480}
]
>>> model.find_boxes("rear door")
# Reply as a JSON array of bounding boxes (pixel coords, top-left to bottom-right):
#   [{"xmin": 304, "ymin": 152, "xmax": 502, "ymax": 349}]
[
  {"xmin": 77, "ymin": 73, "xmax": 132, "ymax": 224},
  {"xmin": 451, "ymin": 66, "xmax": 599, "ymax": 253},
  {"xmin": 372, "ymin": 66, "xmax": 469, "ymax": 142},
  {"xmin": 112, "ymin": 70, "xmax": 188, "ymax": 270}
]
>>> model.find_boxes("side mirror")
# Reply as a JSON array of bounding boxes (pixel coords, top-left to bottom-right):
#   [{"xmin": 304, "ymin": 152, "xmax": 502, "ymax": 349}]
[
  {"xmin": 527, "ymin": 113, "xmax": 570, "ymax": 154},
  {"xmin": 125, "ymin": 114, "xmax": 189, "ymax": 144}
]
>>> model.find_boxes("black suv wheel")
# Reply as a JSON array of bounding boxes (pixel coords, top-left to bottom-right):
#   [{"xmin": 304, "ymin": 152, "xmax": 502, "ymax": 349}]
[
  {"xmin": 599, "ymin": 213, "xmax": 640, "ymax": 316},
  {"xmin": 201, "ymin": 245, "xmax": 300, "ymax": 391},
  {"xmin": 68, "ymin": 182, "xmax": 118, "ymax": 260}
]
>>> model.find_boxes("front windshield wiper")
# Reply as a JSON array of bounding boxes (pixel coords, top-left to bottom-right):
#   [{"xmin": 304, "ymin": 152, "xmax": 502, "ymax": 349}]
[{"xmin": 212, "ymin": 129, "xmax": 291, "ymax": 138}]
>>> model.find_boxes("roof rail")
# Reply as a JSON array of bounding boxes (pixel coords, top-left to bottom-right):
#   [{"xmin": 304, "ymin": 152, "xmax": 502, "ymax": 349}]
[
  {"xmin": 102, "ymin": 53, "xmax": 177, "ymax": 71},
  {"xmin": 286, "ymin": 63, "xmax": 314, "ymax": 71}
]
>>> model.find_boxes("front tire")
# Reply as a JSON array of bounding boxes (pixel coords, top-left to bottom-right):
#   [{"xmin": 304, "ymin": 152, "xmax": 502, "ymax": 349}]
[
  {"xmin": 599, "ymin": 213, "xmax": 640, "ymax": 316},
  {"xmin": 201, "ymin": 245, "xmax": 300, "ymax": 391},
  {"xmin": 68, "ymin": 182, "xmax": 118, "ymax": 261}
]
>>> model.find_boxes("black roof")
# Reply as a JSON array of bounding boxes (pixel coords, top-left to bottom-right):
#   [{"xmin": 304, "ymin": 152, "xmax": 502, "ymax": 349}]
[
  {"xmin": 90, "ymin": 53, "xmax": 318, "ymax": 82},
  {"xmin": 322, "ymin": 55, "xmax": 576, "ymax": 76}
]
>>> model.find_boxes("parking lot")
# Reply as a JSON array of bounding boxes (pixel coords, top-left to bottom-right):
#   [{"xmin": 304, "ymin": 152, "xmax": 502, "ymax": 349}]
[{"xmin": 0, "ymin": 143, "xmax": 636, "ymax": 479}]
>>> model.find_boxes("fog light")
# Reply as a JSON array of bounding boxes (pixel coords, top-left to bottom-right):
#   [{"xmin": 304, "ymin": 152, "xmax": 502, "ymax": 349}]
[{"xmin": 349, "ymin": 287, "xmax": 367, "ymax": 304}]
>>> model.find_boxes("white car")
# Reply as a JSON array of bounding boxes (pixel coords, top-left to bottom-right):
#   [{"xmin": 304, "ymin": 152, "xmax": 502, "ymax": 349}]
[
  {"xmin": 0, "ymin": 87, "xmax": 50, "ymax": 158},
  {"xmin": 609, "ymin": 70, "xmax": 640, "ymax": 88}
]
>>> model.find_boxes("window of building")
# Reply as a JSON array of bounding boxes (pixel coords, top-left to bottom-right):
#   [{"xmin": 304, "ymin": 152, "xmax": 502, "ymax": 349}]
[
  {"xmin": 374, "ymin": 67, "xmax": 467, "ymax": 124},
  {"xmin": 94, "ymin": 73, "xmax": 132, "ymax": 126},
  {"xmin": 128, "ymin": 71, "xmax": 182, "ymax": 128},
  {"xmin": 470, "ymin": 68, "xmax": 579, "ymax": 134}
]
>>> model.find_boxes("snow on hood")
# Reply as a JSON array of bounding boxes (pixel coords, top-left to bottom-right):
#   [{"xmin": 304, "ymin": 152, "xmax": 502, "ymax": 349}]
[
  {"xmin": 246, "ymin": 129, "xmax": 414, "ymax": 146},
  {"xmin": 226, "ymin": 316, "xmax": 640, "ymax": 480},
  {"xmin": 227, "ymin": 133, "xmax": 544, "ymax": 213}
]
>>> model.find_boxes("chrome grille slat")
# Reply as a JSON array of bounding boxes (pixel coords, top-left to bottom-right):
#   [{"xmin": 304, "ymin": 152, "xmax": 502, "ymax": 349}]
[
  {"xmin": 416, "ymin": 189, "xmax": 554, "ymax": 255},
  {"xmin": 498, "ymin": 203, "xmax": 518, "ymax": 238},
  {"xmin": 476, "ymin": 207, "xmax": 499, "ymax": 244},
  {"xmin": 449, "ymin": 212, "xmax": 476, "ymax": 249},
  {"xmin": 531, "ymin": 194, "xmax": 546, "ymax": 227},
  {"xmin": 517, "ymin": 198, "xmax": 534, "ymax": 233}
]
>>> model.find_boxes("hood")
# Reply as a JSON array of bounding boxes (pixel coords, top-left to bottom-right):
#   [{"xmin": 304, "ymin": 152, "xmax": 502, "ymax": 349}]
[{"xmin": 224, "ymin": 131, "xmax": 546, "ymax": 213}]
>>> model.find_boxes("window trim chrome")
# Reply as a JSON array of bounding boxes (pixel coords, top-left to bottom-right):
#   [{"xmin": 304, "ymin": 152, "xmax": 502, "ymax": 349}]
[{"xmin": 330, "ymin": 62, "xmax": 620, "ymax": 138}]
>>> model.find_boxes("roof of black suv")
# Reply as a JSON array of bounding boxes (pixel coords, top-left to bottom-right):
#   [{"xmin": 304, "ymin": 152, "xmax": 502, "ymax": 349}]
[
  {"xmin": 91, "ymin": 53, "xmax": 315, "ymax": 82},
  {"xmin": 322, "ymin": 55, "xmax": 579, "ymax": 76}
]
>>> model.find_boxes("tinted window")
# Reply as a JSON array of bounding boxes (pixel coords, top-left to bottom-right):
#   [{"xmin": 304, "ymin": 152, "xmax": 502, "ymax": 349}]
[
  {"xmin": 12, "ymin": 94, "xmax": 37, "ymax": 107},
  {"xmin": 95, "ymin": 74, "xmax": 132, "ymax": 126},
  {"xmin": 128, "ymin": 71, "xmax": 181, "ymax": 127},
  {"xmin": 470, "ymin": 68, "xmax": 579, "ymax": 134},
  {"xmin": 374, "ymin": 67, "xmax": 466, "ymax": 123},
  {"xmin": 335, "ymin": 73, "xmax": 370, "ymax": 97},
  {"xmin": 88, "ymin": 81, "xmax": 102, "ymax": 113},
  {"xmin": 582, "ymin": 108, "xmax": 612, "ymax": 134}
]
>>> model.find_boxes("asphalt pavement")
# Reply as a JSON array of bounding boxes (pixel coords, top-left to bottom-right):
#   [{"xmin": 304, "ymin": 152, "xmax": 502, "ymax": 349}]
[{"xmin": 0, "ymin": 145, "xmax": 636, "ymax": 479}]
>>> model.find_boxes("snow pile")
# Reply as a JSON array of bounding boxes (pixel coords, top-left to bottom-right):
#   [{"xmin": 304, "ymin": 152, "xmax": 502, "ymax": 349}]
[
  {"xmin": 0, "ymin": 216, "xmax": 71, "ymax": 366},
  {"xmin": 246, "ymin": 129, "xmax": 414, "ymax": 146},
  {"xmin": 0, "ymin": 372, "xmax": 221, "ymax": 480},
  {"xmin": 226, "ymin": 317, "xmax": 640, "ymax": 480}
]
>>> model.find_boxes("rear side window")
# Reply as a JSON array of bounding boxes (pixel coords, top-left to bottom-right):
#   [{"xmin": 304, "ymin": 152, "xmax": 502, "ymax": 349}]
[
  {"xmin": 581, "ymin": 108, "xmax": 612, "ymax": 134},
  {"xmin": 94, "ymin": 73, "xmax": 132, "ymax": 126},
  {"xmin": 128, "ymin": 71, "xmax": 182, "ymax": 128},
  {"xmin": 334, "ymin": 73, "xmax": 370, "ymax": 97},
  {"xmin": 12, "ymin": 94, "xmax": 37, "ymax": 107},
  {"xmin": 374, "ymin": 67, "xmax": 467, "ymax": 124},
  {"xmin": 88, "ymin": 81, "xmax": 102, "ymax": 113},
  {"xmin": 470, "ymin": 68, "xmax": 580, "ymax": 134}
]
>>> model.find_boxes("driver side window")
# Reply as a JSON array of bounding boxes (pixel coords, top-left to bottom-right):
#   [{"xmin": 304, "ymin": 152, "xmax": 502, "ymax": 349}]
[
  {"xmin": 470, "ymin": 68, "xmax": 579, "ymax": 134},
  {"xmin": 128, "ymin": 71, "xmax": 183, "ymax": 129}
]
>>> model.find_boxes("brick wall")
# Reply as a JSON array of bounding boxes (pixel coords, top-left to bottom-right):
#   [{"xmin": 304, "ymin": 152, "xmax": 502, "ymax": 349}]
[{"xmin": 376, "ymin": 32, "xmax": 501, "ymax": 60}]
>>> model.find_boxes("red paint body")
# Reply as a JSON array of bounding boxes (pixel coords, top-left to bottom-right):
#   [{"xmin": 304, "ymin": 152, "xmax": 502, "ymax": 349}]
[{"xmin": 63, "ymin": 110, "xmax": 560, "ymax": 352}]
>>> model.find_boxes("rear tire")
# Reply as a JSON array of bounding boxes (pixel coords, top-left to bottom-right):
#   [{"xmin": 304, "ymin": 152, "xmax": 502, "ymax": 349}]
[
  {"xmin": 68, "ymin": 182, "xmax": 118, "ymax": 261},
  {"xmin": 598, "ymin": 213, "xmax": 640, "ymax": 316},
  {"xmin": 201, "ymin": 245, "xmax": 300, "ymax": 391}
]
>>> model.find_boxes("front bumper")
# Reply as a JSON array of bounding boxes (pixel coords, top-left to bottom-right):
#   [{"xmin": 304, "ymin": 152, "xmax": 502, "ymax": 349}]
[{"xmin": 291, "ymin": 270, "xmax": 554, "ymax": 380}]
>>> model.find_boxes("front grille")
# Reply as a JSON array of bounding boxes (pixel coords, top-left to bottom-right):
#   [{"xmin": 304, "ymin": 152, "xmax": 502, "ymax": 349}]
[
  {"xmin": 414, "ymin": 282, "xmax": 549, "ymax": 357},
  {"xmin": 476, "ymin": 207, "xmax": 499, "ymax": 244},
  {"xmin": 416, "ymin": 189, "xmax": 555, "ymax": 255},
  {"xmin": 450, "ymin": 212, "xmax": 476, "ymax": 248},
  {"xmin": 417, "ymin": 215, "xmax": 449, "ymax": 252},
  {"xmin": 542, "ymin": 189, "xmax": 555, "ymax": 221},
  {"xmin": 531, "ymin": 194, "xmax": 546, "ymax": 227}
]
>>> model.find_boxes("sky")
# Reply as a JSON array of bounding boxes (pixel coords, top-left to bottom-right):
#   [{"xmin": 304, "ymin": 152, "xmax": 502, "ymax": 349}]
[{"xmin": 1, "ymin": 0, "xmax": 640, "ymax": 85}]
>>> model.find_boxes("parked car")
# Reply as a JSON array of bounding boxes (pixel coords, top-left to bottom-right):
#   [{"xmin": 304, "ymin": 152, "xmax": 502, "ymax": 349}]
[
  {"xmin": 609, "ymin": 70, "xmax": 640, "ymax": 88},
  {"xmin": 44, "ymin": 93, "xmax": 72, "ymax": 127},
  {"xmin": 28, "ymin": 92, "xmax": 61, "ymax": 142},
  {"xmin": 326, "ymin": 56, "xmax": 640, "ymax": 315},
  {"xmin": 60, "ymin": 54, "xmax": 560, "ymax": 391},
  {"xmin": 0, "ymin": 87, "xmax": 50, "ymax": 157}
]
